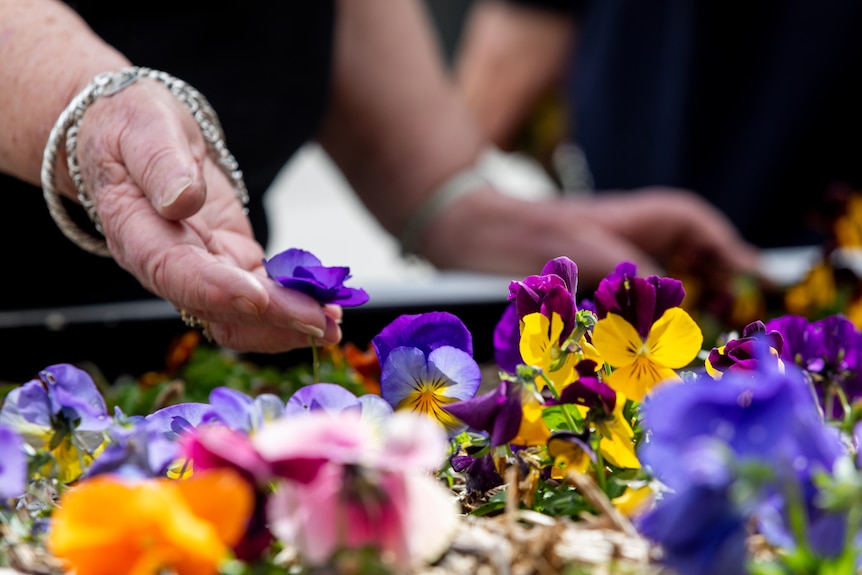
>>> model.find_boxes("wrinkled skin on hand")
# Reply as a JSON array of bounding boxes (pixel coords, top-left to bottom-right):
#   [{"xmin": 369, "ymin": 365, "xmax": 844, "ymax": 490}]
[
  {"xmin": 420, "ymin": 185, "xmax": 759, "ymax": 293},
  {"xmin": 588, "ymin": 187, "xmax": 760, "ymax": 284},
  {"xmin": 73, "ymin": 79, "xmax": 341, "ymax": 352}
]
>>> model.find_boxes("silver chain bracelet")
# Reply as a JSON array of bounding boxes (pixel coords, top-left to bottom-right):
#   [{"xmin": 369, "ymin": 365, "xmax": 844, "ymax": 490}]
[{"xmin": 41, "ymin": 66, "xmax": 249, "ymax": 257}]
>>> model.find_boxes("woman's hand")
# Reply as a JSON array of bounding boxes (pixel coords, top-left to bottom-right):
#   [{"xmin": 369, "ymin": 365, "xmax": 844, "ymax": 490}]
[{"xmin": 74, "ymin": 79, "xmax": 342, "ymax": 352}]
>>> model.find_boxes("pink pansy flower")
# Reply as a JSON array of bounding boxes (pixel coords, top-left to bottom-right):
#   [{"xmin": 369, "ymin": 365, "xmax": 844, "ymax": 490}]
[{"xmin": 253, "ymin": 410, "xmax": 457, "ymax": 571}]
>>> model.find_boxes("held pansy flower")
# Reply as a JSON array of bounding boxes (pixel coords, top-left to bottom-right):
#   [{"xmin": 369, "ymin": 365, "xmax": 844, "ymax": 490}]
[
  {"xmin": 373, "ymin": 312, "xmax": 481, "ymax": 437},
  {"xmin": 590, "ymin": 263, "xmax": 703, "ymax": 402},
  {"xmin": 263, "ymin": 248, "xmax": 369, "ymax": 307}
]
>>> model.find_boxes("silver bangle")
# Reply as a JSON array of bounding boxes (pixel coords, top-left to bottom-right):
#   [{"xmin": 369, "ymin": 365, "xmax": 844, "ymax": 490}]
[
  {"xmin": 41, "ymin": 66, "xmax": 249, "ymax": 257},
  {"xmin": 399, "ymin": 163, "xmax": 490, "ymax": 257}
]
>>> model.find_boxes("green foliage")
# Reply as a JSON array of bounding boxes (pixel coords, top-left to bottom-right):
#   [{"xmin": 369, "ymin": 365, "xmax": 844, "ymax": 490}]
[{"xmin": 98, "ymin": 343, "xmax": 369, "ymax": 417}]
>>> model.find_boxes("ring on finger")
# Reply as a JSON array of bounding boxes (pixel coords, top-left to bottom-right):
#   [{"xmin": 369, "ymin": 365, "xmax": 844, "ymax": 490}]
[{"xmin": 179, "ymin": 309, "xmax": 214, "ymax": 342}]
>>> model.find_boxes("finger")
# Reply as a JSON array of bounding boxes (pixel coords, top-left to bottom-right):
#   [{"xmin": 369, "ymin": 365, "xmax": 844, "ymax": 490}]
[
  {"xmin": 323, "ymin": 304, "xmax": 344, "ymax": 324},
  {"xmin": 97, "ymin": 186, "xmax": 332, "ymax": 337},
  {"xmin": 85, "ymin": 80, "xmax": 209, "ymax": 220},
  {"xmin": 197, "ymin": 309, "xmax": 343, "ymax": 354}
]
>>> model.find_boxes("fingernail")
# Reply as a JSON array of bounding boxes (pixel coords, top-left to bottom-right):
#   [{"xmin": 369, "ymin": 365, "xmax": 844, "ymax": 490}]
[
  {"xmin": 160, "ymin": 176, "xmax": 194, "ymax": 208},
  {"xmin": 292, "ymin": 321, "xmax": 325, "ymax": 339}
]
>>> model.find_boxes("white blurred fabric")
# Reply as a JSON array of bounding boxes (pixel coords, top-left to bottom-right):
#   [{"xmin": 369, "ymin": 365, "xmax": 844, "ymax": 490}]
[{"xmin": 263, "ymin": 144, "xmax": 559, "ymax": 307}]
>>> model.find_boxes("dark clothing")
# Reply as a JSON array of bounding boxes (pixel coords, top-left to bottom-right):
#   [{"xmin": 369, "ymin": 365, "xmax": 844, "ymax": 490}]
[
  {"xmin": 516, "ymin": 0, "xmax": 862, "ymax": 248},
  {"xmin": 2, "ymin": 1, "xmax": 335, "ymax": 310}
]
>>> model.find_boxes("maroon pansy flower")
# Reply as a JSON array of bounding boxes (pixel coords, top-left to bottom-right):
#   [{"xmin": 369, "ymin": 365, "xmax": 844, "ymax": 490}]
[
  {"xmin": 443, "ymin": 379, "xmax": 523, "ymax": 447},
  {"xmin": 508, "ymin": 256, "xmax": 579, "ymax": 343},
  {"xmin": 705, "ymin": 321, "xmax": 784, "ymax": 379},
  {"xmin": 592, "ymin": 261, "xmax": 686, "ymax": 340}
]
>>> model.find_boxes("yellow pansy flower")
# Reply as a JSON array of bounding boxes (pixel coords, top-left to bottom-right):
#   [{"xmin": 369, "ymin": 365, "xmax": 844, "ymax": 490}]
[
  {"xmin": 591, "ymin": 307, "xmax": 703, "ymax": 402},
  {"xmin": 519, "ymin": 312, "xmax": 578, "ymax": 392},
  {"xmin": 511, "ymin": 398, "xmax": 551, "ymax": 447},
  {"xmin": 593, "ymin": 396, "xmax": 640, "ymax": 470},
  {"xmin": 612, "ymin": 484, "xmax": 653, "ymax": 517}
]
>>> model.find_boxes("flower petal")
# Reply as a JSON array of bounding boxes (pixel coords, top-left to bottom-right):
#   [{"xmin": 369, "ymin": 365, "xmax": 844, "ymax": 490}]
[
  {"xmin": 380, "ymin": 347, "xmax": 479, "ymax": 436},
  {"xmin": 263, "ymin": 248, "xmax": 368, "ymax": 307},
  {"xmin": 590, "ymin": 313, "xmax": 643, "ymax": 368},
  {"xmin": 426, "ymin": 347, "xmax": 482, "ymax": 401},
  {"xmin": 646, "ymin": 307, "xmax": 703, "ymax": 369},
  {"xmin": 372, "ymin": 312, "xmax": 473, "ymax": 366},
  {"xmin": 605, "ymin": 357, "xmax": 679, "ymax": 402},
  {"xmin": 0, "ymin": 425, "xmax": 26, "ymax": 500},
  {"xmin": 285, "ymin": 383, "xmax": 362, "ymax": 417}
]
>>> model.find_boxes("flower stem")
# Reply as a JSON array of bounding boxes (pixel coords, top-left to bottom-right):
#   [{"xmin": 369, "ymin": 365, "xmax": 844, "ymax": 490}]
[
  {"xmin": 311, "ymin": 336, "xmax": 320, "ymax": 383},
  {"xmin": 594, "ymin": 446, "xmax": 608, "ymax": 494},
  {"xmin": 540, "ymin": 372, "xmax": 560, "ymax": 401}
]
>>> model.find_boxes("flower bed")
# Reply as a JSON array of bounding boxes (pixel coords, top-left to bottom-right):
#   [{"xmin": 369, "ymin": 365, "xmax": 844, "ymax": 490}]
[{"xmin": 3, "ymin": 201, "xmax": 862, "ymax": 575}]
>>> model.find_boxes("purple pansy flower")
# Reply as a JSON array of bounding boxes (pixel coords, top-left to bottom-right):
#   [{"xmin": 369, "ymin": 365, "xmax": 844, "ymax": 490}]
[
  {"xmin": 380, "ymin": 346, "xmax": 481, "ymax": 437},
  {"xmin": 285, "ymin": 383, "xmax": 362, "ymax": 417},
  {"xmin": 263, "ymin": 248, "xmax": 369, "ymax": 307},
  {"xmin": 451, "ymin": 451, "xmax": 504, "ymax": 496},
  {"xmin": 85, "ymin": 413, "xmax": 179, "ymax": 480},
  {"xmin": 0, "ymin": 364, "xmax": 112, "ymax": 483},
  {"xmin": 558, "ymin": 360, "xmax": 616, "ymax": 415},
  {"xmin": 705, "ymin": 320, "xmax": 784, "ymax": 379},
  {"xmin": 284, "ymin": 383, "xmax": 395, "ymax": 445},
  {"xmin": 145, "ymin": 401, "xmax": 213, "ymax": 442},
  {"xmin": 0, "ymin": 364, "xmax": 111, "ymax": 451},
  {"xmin": 373, "ymin": 312, "xmax": 481, "ymax": 437},
  {"xmin": 639, "ymin": 351, "xmax": 848, "ymax": 564},
  {"xmin": 637, "ymin": 437, "xmax": 749, "ymax": 575},
  {"xmin": 443, "ymin": 379, "xmax": 523, "ymax": 447},
  {"xmin": 0, "ymin": 364, "xmax": 110, "ymax": 434},
  {"xmin": 641, "ymin": 360, "xmax": 843, "ymax": 489},
  {"xmin": 592, "ymin": 261, "xmax": 686, "ymax": 340},
  {"xmin": 766, "ymin": 313, "xmax": 862, "ymax": 416},
  {"xmin": 0, "ymin": 425, "xmax": 26, "ymax": 502},
  {"xmin": 765, "ymin": 314, "xmax": 810, "ymax": 366},
  {"xmin": 146, "ymin": 387, "xmax": 285, "ymax": 441},
  {"xmin": 372, "ymin": 311, "xmax": 473, "ymax": 365},
  {"xmin": 284, "ymin": 383, "xmax": 393, "ymax": 430},
  {"xmin": 508, "ymin": 257, "xmax": 579, "ymax": 343},
  {"xmin": 492, "ymin": 302, "xmax": 522, "ymax": 374},
  {"xmin": 208, "ymin": 387, "xmax": 285, "ymax": 433}
]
